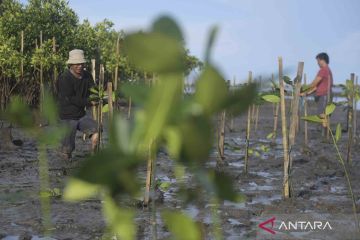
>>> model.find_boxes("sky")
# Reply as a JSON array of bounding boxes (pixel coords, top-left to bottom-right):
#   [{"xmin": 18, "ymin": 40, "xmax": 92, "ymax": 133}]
[{"xmin": 24, "ymin": 0, "xmax": 360, "ymax": 84}]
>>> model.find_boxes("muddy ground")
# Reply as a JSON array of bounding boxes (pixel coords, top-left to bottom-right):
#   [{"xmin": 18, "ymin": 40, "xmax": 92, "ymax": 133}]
[{"xmin": 1, "ymin": 100, "xmax": 360, "ymax": 240}]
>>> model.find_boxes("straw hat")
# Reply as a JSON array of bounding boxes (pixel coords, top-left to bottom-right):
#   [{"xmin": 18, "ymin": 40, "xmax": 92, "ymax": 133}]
[{"xmin": 66, "ymin": 49, "xmax": 86, "ymax": 64}]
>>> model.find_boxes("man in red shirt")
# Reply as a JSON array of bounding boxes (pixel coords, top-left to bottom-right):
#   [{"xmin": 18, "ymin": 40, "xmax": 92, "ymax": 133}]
[{"xmin": 301, "ymin": 52, "xmax": 333, "ymax": 127}]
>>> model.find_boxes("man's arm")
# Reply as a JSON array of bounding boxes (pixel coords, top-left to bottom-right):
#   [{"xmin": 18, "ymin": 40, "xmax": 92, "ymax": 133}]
[{"xmin": 300, "ymin": 76, "xmax": 322, "ymax": 96}]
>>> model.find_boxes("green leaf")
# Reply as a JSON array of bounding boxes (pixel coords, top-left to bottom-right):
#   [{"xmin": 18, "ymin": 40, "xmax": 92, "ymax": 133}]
[
  {"xmin": 42, "ymin": 92, "xmax": 58, "ymax": 125},
  {"xmin": 4, "ymin": 96, "xmax": 34, "ymax": 129},
  {"xmin": 213, "ymin": 171, "xmax": 238, "ymax": 201},
  {"xmin": 63, "ymin": 178, "xmax": 100, "ymax": 201},
  {"xmin": 262, "ymin": 94, "xmax": 280, "ymax": 103},
  {"xmin": 124, "ymin": 32, "xmax": 185, "ymax": 73},
  {"xmin": 152, "ymin": 15, "xmax": 183, "ymax": 42},
  {"xmin": 223, "ymin": 83, "xmax": 257, "ymax": 116},
  {"xmin": 163, "ymin": 127, "xmax": 182, "ymax": 158},
  {"xmin": 90, "ymin": 87, "xmax": 99, "ymax": 94},
  {"xmin": 141, "ymin": 74, "xmax": 183, "ymax": 148},
  {"xmin": 266, "ymin": 132, "xmax": 274, "ymax": 139},
  {"xmin": 162, "ymin": 211, "xmax": 201, "ymax": 240},
  {"xmin": 102, "ymin": 103, "xmax": 109, "ymax": 113},
  {"xmin": 120, "ymin": 83, "xmax": 151, "ymax": 105},
  {"xmin": 204, "ymin": 26, "xmax": 218, "ymax": 63},
  {"xmin": 283, "ymin": 76, "xmax": 293, "ymax": 85},
  {"xmin": 335, "ymin": 123, "xmax": 342, "ymax": 143},
  {"xmin": 158, "ymin": 181, "xmax": 171, "ymax": 192},
  {"xmin": 103, "ymin": 196, "xmax": 136, "ymax": 240},
  {"xmin": 194, "ymin": 65, "xmax": 228, "ymax": 115},
  {"xmin": 301, "ymin": 115, "xmax": 323, "ymax": 123},
  {"xmin": 325, "ymin": 103, "xmax": 336, "ymax": 115},
  {"xmin": 74, "ymin": 149, "xmax": 141, "ymax": 196}
]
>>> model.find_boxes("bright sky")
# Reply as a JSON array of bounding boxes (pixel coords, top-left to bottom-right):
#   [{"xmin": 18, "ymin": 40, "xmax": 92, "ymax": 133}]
[{"xmin": 24, "ymin": 0, "xmax": 360, "ymax": 84}]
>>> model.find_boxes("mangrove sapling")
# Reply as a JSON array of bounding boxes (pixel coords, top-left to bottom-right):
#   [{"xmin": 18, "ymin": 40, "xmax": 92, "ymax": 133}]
[
  {"xmin": 339, "ymin": 74, "xmax": 356, "ymax": 164},
  {"xmin": 63, "ymin": 16, "xmax": 255, "ymax": 240},
  {"xmin": 302, "ymin": 103, "xmax": 360, "ymax": 233},
  {"xmin": 3, "ymin": 94, "xmax": 66, "ymax": 236},
  {"xmin": 245, "ymin": 71, "xmax": 253, "ymax": 174}
]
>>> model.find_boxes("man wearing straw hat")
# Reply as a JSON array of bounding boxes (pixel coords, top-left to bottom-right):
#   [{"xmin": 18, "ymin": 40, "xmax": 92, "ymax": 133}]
[{"xmin": 57, "ymin": 49, "xmax": 99, "ymax": 160}]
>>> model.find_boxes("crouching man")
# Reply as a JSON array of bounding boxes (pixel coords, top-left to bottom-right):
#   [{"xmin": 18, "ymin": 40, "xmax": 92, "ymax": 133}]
[{"xmin": 57, "ymin": 49, "xmax": 99, "ymax": 160}]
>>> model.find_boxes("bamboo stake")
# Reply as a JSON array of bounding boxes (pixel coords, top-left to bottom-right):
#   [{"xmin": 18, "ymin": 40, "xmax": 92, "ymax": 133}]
[
  {"xmin": 244, "ymin": 71, "xmax": 252, "ymax": 174},
  {"xmin": 279, "ymin": 57, "xmax": 290, "ymax": 198},
  {"xmin": 91, "ymin": 59, "xmax": 97, "ymax": 121},
  {"xmin": 230, "ymin": 76, "xmax": 235, "ymax": 131},
  {"xmin": 20, "ymin": 30, "xmax": 24, "ymax": 79},
  {"xmin": 353, "ymin": 75, "xmax": 358, "ymax": 142},
  {"xmin": 326, "ymin": 65, "xmax": 332, "ymax": 140},
  {"xmin": 114, "ymin": 34, "xmax": 120, "ymax": 91},
  {"xmin": 255, "ymin": 76, "xmax": 261, "ymax": 132},
  {"xmin": 144, "ymin": 140, "xmax": 155, "ymax": 206},
  {"xmin": 107, "ymin": 82, "xmax": 113, "ymax": 123},
  {"xmin": 39, "ymin": 31, "xmax": 44, "ymax": 112},
  {"xmin": 97, "ymin": 65, "xmax": 105, "ymax": 151},
  {"xmin": 347, "ymin": 73, "xmax": 355, "ymax": 164},
  {"xmin": 218, "ymin": 110, "xmax": 226, "ymax": 163},
  {"xmin": 304, "ymin": 74, "xmax": 309, "ymax": 146},
  {"xmin": 128, "ymin": 72, "xmax": 133, "ymax": 120},
  {"xmin": 52, "ymin": 37, "xmax": 57, "ymax": 93},
  {"xmin": 289, "ymin": 62, "xmax": 304, "ymax": 171},
  {"xmin": 272, "ymin": 74, "xmax": 279, "ymax": 142},
  {"xmin": 251, "ymin": 96, "xmax": 256, "ymax": 125}
]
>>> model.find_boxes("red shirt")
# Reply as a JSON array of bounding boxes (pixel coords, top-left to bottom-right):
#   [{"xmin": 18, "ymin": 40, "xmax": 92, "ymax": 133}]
[{"xmin": 316, "ymin": 66, "xmax": 333, "ymax": 96}]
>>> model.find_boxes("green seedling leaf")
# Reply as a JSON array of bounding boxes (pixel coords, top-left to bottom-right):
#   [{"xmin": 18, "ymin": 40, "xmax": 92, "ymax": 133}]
[
  {"xmin": 262, "ymin": 94, "xmax": 280, "ymax": 103},
  {"xmin": 103, "ymin": 195, "xmax": 136, "ymax": 240},
  {"xmin": 90, "ymin": 87, "xmax": 99, "ymax": 94},
  {"xmin": 158, "ymin": 181, "xmax": 171, "ymax": 192},
  {"xmin": 325, "ymin": 103, "xmax": 336, "ymax": 115},
  {"xmin": 301, "ymin": 84, "xmax": 312, "ymax": 93},
  {"xmin": 162, "ymin": 211, "xmax": 201, "ymax": 240},
  {"xmin": 179, "ymin": 115, "xmax": 213, "ymax": 165},
  {"xmin": 302, "ymin": 115, "xmax": 323, "ymax": 123},
  {"xmin": 248, "ymin": 149, "xmax": 254, "ymax": 155},
  {"xmin": 4, "ymin": 96, "xmax": 34, "ymax": 129},
  {"xmin": 194, "ymin": 65, "xmax": 228, "ymax": 115},
  {"xmin": 283, "ymin": 76, "xmax": 293, "ymax": 85},
  {"xmin": 164, "ymin": 127, "xmax": 182, "ymax": 158},
  {"xmin": 224, "ymin": 83, "xmax": 257, "ymax": 116},
  {"xmin": 212, "ymin": 171, "xmax": 238, "ymax": 201},
  {"xmin": 335, "ymin": 123, "xmax": 342, "ymax": 143},
  {"xmin": 204, "ymin": 26, "xmax": 219, "ymax": 63},
  {"xmin": 120, "ymin": 83, "xmax": 151, "ymax": 105},
  {"xmin": 42, "ymin": 92, "xmax": 59, "ymax": 125},
  {"xmin": 124, "ymin": 32, "xmax": 185, "ymax": 73},
  {"xmin": 266, "ymin": 132, "xmax": 274, "ymax": 139},
  {"xmin": 152, "ymin": 15, "xmax": 183, "ymax": 42},
  {"xmin": 63, "ymin": 178, "xmax": 100, "ymax": 201},
  {"xmin": 102, "ymin": 104, "xmax": 109, "ymax": 113},
  {"xmin": 74, "ymin": 149, "xmax": 141, "ymax": 196}
]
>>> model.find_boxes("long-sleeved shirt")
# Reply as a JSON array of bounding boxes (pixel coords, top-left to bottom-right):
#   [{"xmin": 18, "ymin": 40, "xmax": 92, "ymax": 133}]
[{"xmin": 57, "ymin": 69, "xmax": 95, "ymax": 120}]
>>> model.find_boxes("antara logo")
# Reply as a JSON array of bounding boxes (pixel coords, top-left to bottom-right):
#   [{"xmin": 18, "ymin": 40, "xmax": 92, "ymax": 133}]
[{"xmin": 258, "ymin": 217, "xmax": 333, "ymax": 235}]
